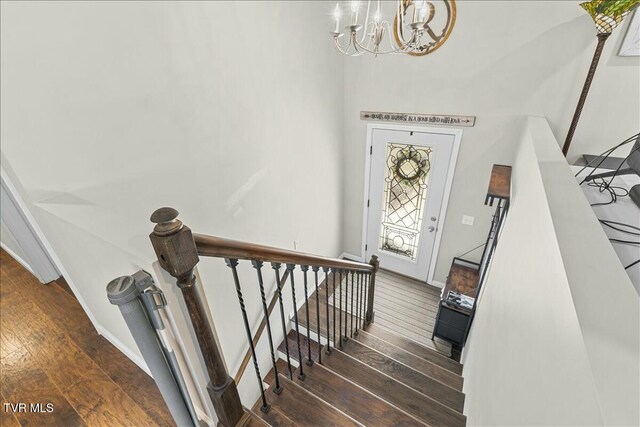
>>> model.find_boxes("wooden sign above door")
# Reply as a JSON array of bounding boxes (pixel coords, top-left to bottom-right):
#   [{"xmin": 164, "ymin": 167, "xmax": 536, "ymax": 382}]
[{"xmin": 361, "ymin": 111, "xmax": 476, "ymax": 127}]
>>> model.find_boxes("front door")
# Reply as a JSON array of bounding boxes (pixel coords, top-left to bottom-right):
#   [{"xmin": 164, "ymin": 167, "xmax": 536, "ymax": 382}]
[{"xmin": 364, "ymin": 127, "xmax": 459, "ymax": 281}]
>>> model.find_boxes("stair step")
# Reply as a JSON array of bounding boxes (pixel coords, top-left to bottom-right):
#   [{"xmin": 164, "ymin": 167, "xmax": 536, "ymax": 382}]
[
  {"xmin": 365, "ymin": 323, "xmax": 463, "ymax": 375},
  {"xmin": 252, "ymin": 399, "xmax": 296, "ymax": 427},
  {"xmin": 279, "ymin": 337, "xmax": 428, "ymax": 426},
  {"xmin": 282, "ymin": 331, "xmax": 466, "ymax": 427},
  {"xmin": 341, "ymin": 337, "xmax": 465, "ymax": 412},
  {"xmin": 296, "ymin": 295, "xmax": 464, "ymax": 391},
  {"xmin": 354, "ymin": 330, "xmax": 464, "ymax": 391},
  {"xmin": 260, "ymin": 369, "xmax": 360, "ymax": 426},
  {"xmin": 299, "ymin": 291, "xmax": 455, "ymax": 367},
  {"xmin": 242, "ymin": 410, "xmax": 272, "ymax": 427}
]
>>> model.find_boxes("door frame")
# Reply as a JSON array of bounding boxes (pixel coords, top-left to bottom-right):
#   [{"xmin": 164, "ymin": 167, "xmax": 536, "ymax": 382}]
[{"xmin": 361, "ymin": 123, "xmax": 462, "ymax": 285}]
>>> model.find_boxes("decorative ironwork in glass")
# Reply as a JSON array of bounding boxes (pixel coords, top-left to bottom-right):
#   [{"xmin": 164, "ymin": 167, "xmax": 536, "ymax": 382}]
[{"xmin": 378, "ymin": 143, "xmax": 433, "ymax": 260}]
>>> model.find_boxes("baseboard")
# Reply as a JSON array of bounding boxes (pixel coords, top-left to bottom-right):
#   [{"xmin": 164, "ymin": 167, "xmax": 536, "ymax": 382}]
[
  {"xmin": 96, "ymin": 324, "xmax": 151, "ymax": 376},
  {"xmin": 431, "ymin": 280, "xmax": 446, "ymax": 289},
  {"xmin": 1, "ymin": 242, "xmax": 35, "ymax": 275},
  {"xmin": 97, "ymin": 324, "xmax": 217, "ymax": 426},
  {"xmin": 340, "ymin": 252, "xmax": 364, "ymax": 262},
  {"xmin": 1, "ymin": 171, "xmax": 102, "ymax": 336},
  {"xmin": 194, "ymin": 407, "xmax": 214, "ymax": 427}
]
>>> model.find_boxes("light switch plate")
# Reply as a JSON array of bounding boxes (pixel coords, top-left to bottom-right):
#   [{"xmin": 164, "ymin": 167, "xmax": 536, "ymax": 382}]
[{"xmin": 462, "ymin": 215, "xmax": 475, "ymax": 226}]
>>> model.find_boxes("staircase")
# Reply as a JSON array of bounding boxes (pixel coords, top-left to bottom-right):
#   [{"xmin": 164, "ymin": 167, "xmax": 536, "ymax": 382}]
[
  {"xmin": 148, "ymin": 207, "xmax": 466, "ymax": 427},
  {"xmin": 248, "ymin": 282, "xmax": 466, "ymax": 427}
]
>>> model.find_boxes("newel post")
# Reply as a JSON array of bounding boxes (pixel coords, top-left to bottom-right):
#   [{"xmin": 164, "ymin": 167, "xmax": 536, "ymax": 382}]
[
  {"xmin": 365, "ymin": 255, "xmax": 379, "ymax": 325},
  {"xmin": 149, "ymin": 207, "xmax": 244, "ymax": 427}
]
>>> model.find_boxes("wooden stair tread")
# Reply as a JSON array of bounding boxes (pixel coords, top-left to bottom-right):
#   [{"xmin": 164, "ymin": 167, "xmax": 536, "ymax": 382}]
[
  {"xmin": 353, "ymin": 330, "xmax": 463, "ymax": 391},
  {"xmin": 279, "ymin": 333, "xmax": 428, "ymax": 426},
  {"xmin": 260, "ymin": 369, "xmax": 360, "ymax": 427},
  {"xmin": 281, "ymin": 331, "xmax": 464, "ymax": 413},
  {"xmin": 296, "ymin": 293, "xmax": 369, "ymax": 346},
  {"xmin": 242, "ymin": 410, "xmax": 272, "ymax": 427},
  {"xmin": 252, "ymin": 399, "xmax": 296, "ymax": 427},
  {"xmin": 341, "ymin": 337, "xmax": 465, "ymax": 412},
  {"xmin": 297, "ymin": 296, "xmax": 463, "ymax": 390},
  {"xmin": 281, "ymin": 331, "xmax": 465, "ymax": 426},
  {"xmin": 323, "ymin": 346, "xmax": 466, "ymax": 426},
  {"xmin": 300, "ymin": 288, "xmax": 452, "ymax": 360},
  {"xmin": 295, "ymin": 362, "xmax": 429, "ymax": 427},
  {"xmin": 364, "ymin": 323, "xmax": 463, "ymax": 374}
]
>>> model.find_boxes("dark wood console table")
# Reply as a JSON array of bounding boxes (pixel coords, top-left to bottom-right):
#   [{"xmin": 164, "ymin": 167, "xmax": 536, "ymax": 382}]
[{"xmin": 432, "ymin": 164, "xmax": 512, "ymax": 357}]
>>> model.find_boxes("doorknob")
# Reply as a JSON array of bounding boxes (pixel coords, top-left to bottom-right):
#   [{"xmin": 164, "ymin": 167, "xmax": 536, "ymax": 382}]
[
  {"xmin": 428, "ymin": 226, "xmax": 435, "ymax": 232},
  {"xmin": 430, "ymin": 217, "xmax": 437, "ymax": 221}
]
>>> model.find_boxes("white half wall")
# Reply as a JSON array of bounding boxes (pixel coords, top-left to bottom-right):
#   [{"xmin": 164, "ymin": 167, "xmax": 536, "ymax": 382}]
[
  {"xmin": 342, "ymin": 0, "xmax": 640, "ymax": 284},
  {"xmin": 461, "ymin": 116, "xmax": 639, "ymax": 426},
  {"xmin": 0, "ymin": 1, "xmax": 344, "ymax": 423}
]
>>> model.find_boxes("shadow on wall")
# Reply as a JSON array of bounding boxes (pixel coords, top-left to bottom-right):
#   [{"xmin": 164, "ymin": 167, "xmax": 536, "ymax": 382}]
[{"xmin": 459, "ymin": 15, "xmax": 592, "ymax": 113}]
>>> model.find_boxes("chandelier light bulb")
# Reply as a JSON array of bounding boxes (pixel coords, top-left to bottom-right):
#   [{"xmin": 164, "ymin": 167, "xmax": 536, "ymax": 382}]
[
  {"xmin": 333, "ymin": 2, "xmax": 341, "ymax": 33},
  {"xmin": 413, "ymin": 0, "xmax": 425, "ymax": 23},
  {"xmin": 419, "ymin": 2, "xmax": 429, "ymax": 23},
  {"xmin": 351, "ymin": 1, "xmax": 360, "ymax": 24}
]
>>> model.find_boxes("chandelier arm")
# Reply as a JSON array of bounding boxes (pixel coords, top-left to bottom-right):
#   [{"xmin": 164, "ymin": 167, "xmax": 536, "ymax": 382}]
[
  {"xmin": 363, "ymin": 21, "xmax": 379, "ymax": 51},
  {"xmin": 333, "ymin": 37, "xmax": 349, "ymax": 55},
  {"xmin": 353, "ymin": 29, "xmax": 411, "ymax": 55},
  {"xmin": 341, "ymin": 32, "xmax": 365, "ymax": 56},
  {"xmin": 385, "ymin": 21, "xmax": 400, "ymax": 49},
  {"xmin": 351, "ymin": 32, "xmax": 364, "ymax": 54},
  {"xmin": 357, "ymin": 0, "xmax": 373, "ymax": 45},
  {"xmin": 334, "ymin": 33, "xmax": 359, "ymax": 56}
]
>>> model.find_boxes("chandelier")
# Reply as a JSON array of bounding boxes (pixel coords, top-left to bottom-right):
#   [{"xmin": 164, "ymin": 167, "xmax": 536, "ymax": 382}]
[{"xmin": 331, "ymin": 0, "xmax": 456, "ymax": 57}]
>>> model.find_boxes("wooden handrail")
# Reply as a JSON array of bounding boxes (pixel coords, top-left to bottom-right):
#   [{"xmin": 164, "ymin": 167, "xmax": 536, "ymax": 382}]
[
  {"xmin": 149, "ymin": 207, "xmax": 379, "ymax": 423},
  {"xmin": 193, "ymin": 233, "xmax": 374, "ymax": 272},
  {"xmin": 233, "ymin": 269, "xmax": 290, "ymax": 384}
]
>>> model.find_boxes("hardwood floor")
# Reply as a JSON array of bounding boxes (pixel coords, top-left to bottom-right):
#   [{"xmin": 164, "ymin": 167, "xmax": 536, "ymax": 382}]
[
  {"xmin": 332, "ymin": 268, "xmax": 452, "ymax": 355},
  {"xmin": 0, "ymin": 249, "xmax": 174, "ymax": 426}
]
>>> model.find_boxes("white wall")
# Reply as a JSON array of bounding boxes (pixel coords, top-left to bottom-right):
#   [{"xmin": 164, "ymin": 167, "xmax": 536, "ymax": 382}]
[
  {"xmin": 0, "ymin": 1, "xmax": 344, "ymax": 422},
  {"xmin": 342, "ymin": 1, "xmax": 640, "ymax": 284},
  {"xmin": 462, "ymin": 117, "xmax": 639, "ymax": 426}
]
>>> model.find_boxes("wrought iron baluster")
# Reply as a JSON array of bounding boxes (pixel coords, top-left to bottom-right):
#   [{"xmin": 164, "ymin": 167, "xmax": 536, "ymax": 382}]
[
  {"xmin": 355, "ymin": 272, "xmax": 361, "ymax": 336},
  {"xmin": 359, "ymin": 272, "xmax": 365, "ymax": 331},
  {"xmin": 323, "ymin": 267, "xmax": 331, "ymax": 354},
  {"xmin": 286, "ymin": 264, "xmax": 305, "ymax": 380},
  {"xmin": 312, "ymin": 266, "xmax": 322, "ymax": 364},
  {"xmin": 252, "ymin": 260, "xmax": 282, "ymax": 395},
  {"xmin": 271, "ymin": 262, "xmax": 293, "ymax": 379},
  {"xmin": 338, "ymin": 270, "xmax": 343, "ymax": 349},
  {"xmin": 361, "ymin": 273, "xmax": 367, "ymax": 330},
  {"xmin": 344, "ymin": 271, "xmax": 349, "ymax": 342},
  {"xmin": 332, "ymin": 269, "xmax": 336, "ymax": 347},
  {"xmin": 225, "ymin": 259, "xmax": 270, "ymax": 413},
  {"xmin": 363, "ymin": 273, "xmax": 369, "ymax": 329},
  {"xmin": 350, "ymin": 271, "xmax": 355, "ymax": 338},
  {"xmin": 301, "ymin": 265, "xmax": 313, "ymax": 366}
]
